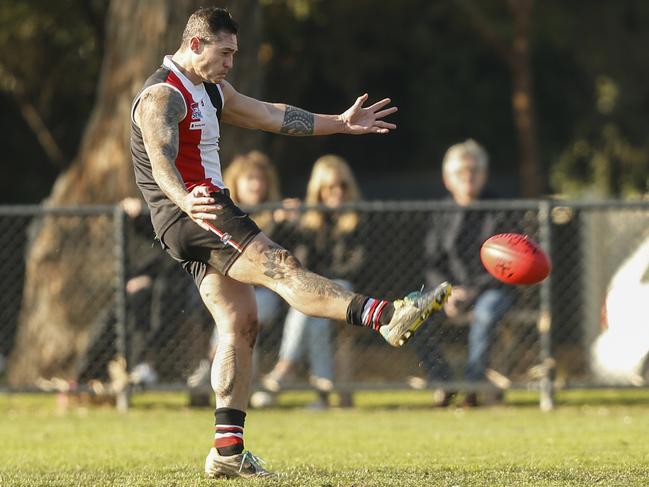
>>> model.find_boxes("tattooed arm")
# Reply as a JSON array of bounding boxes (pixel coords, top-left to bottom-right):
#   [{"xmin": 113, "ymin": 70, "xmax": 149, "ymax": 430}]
[
  {"xmin": 136, "ymin": 85, "xmax": 220, "ymax": 228},
  {"xmin": 219, "ymin": 80, "xmax": 398, "ymax": 135}
]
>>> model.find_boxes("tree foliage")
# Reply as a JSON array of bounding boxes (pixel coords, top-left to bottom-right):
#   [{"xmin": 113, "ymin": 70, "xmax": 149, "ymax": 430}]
[
  {"xmin": 1, "ymin": 0, "xmax": 649, "ymax": 200},
  {"xmin": 0, "ymin": 0, "xmax": 105, "ymax": 201}
]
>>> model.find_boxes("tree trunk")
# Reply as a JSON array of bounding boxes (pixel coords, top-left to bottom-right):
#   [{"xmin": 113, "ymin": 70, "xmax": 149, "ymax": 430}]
[
  {"xmin": 456, "ymin": 0, "xmax": 542, "ymax": 197},
  {"xmin": 508, "ymin": 0, "xmax": 542, "ymax": 197},
  {"xmin": 8, "ymin": 0, "xmax": 263, "ymax": 385}
]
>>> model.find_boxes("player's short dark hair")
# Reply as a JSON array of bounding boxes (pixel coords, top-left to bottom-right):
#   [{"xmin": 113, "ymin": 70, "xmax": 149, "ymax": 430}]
[{"xmin": 182, "ymin": 7, "xmax": 238, "ymax": 44}]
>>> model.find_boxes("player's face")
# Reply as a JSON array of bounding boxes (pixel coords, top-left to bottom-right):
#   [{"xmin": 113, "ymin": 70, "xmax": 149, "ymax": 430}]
[
  {"xmin": 444, "ymin": 155, "xmax": 487, "ymax": 204},
  {"xmin": 236, "ymin": 169, "xmax": 268, "ymax": 206},
  {"xmin": 194, "ymin": 33, "xmax": 238, "ymax": 83},
  {"xmin": 320, "ymin": 173, "xmax": 348, "ymax": 208}
]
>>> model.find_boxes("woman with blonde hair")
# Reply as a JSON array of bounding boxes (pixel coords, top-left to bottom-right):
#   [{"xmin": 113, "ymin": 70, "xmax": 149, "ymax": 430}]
[
  {"xmin": 223, "ymin": 150, "xmax": 281, "ymax": 233},
  {"xmin": 300, "ymin": 154, "xmax": 361, "ymax": 234},
  {"xmin": 261, "ymin": 154, "xmax": 365, "ymax": 409}
]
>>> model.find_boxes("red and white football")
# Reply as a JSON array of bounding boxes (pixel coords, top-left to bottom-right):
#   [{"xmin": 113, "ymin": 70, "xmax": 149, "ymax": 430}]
[{"xmin": 480, "ymin": 233, "xmax": 551, "ymax": 285}]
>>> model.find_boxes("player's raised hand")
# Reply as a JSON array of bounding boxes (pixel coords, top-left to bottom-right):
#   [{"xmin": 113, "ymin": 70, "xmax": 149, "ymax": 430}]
[
  {"xmin": 181, "ymin": 185, "xmax": 222, "ymax": 231},
  {"xmin": 340, "ymin": 93, "xmax": 398, "ymax": 135}
]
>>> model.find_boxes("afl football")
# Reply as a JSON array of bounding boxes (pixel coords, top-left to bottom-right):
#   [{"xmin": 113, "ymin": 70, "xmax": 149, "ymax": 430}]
[{"xmin": 480, "ymin": 233, "xmax": 551, "ymax": 285}]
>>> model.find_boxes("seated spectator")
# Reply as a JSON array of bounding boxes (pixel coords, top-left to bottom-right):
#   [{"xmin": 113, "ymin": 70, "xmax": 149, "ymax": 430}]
[
  {"xmin": 414, "ymin": 139, "xmax": 511, "ymax": 407},
  {"xmin": 261, "ymin": 155, "xmax": 365, "ymax": 409},
  {"xmin": 76, "ymin": 197, "xmax": 180, "ymax": 386}
]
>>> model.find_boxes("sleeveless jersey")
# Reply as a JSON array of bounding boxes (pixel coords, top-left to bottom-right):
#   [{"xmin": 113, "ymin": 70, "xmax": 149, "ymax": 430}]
[{"xmin": 130, "ymin": 56, "xmax": 225, "ymax": 238}]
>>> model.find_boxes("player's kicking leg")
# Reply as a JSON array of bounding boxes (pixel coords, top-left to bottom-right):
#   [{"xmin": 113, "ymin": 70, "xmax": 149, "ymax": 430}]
[
  {"xmin": 224, "ymin": 233, "xmax": 452, "ymax": 347},
  {"xmin": 198, "ymin": 268, "xmax": 275, "ymax": 479}
]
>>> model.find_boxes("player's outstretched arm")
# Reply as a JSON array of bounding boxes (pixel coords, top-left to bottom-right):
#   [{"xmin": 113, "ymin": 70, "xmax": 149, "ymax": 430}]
[
  {"xmin": 220, "ymin": 81, "xmax": 397, "ymax": 136},
  {"xmin": 136, "ymin": 85, "xmax": 220, "ymax": 230}
]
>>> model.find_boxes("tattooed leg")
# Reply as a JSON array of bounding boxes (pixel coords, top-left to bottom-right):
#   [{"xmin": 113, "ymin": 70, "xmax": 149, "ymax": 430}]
[
  {"xmin": 226, "ymin": 234, "xmax": 354, "ymax": 321},
  {"xmin": 199, "ymin": 268, "xmax": 256, "ymax": 410}
]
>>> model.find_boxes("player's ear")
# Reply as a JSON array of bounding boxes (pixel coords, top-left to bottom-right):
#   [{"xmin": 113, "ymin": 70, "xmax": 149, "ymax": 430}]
[{"xmin": 189, "ymin": 36, "xmax": 202, "ymax": 54}]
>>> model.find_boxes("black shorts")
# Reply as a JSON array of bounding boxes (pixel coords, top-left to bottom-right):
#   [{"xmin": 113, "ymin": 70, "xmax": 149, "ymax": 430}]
[{"xmin": 159, "ymin": 190, "xmax": 261, "ymax": 287}]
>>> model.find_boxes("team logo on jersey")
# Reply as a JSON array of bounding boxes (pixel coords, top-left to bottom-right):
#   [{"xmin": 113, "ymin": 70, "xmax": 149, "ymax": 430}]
[
  {"xmin": 190, "ymin": 102, "xmax": 202, "ymax": 120},
  {"xmin": 189, "ymin": 102, "xmax": 206, "ymax": 129}
]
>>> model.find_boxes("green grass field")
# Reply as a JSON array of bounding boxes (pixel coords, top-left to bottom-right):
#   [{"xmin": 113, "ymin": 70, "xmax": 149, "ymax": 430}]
[{"xmin": 2, "ymin": 389, "xmax": 649, "ymax": 486}]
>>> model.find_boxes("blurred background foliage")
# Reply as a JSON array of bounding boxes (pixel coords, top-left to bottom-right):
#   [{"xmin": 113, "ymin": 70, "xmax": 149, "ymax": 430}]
[{"xmin": 1, "ymin": 0, "xmax": 648, "ymax": 202}]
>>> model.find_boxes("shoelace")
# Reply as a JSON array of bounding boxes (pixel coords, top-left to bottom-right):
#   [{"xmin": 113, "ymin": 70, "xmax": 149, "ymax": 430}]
[
  {"xmin": 395, "ymin": 295, "xmax": 417, "ymax": 310},
  {"xmin": 239, "ymin": 451, "xmax": 266, "ymax": 473},
  {"xmin": 401, "ymin": 285, "xmax": 426, "ymax": 308}
]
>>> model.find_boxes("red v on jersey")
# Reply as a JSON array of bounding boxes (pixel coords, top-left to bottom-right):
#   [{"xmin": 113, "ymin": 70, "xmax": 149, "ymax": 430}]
[{"xmin": 160, "ymin": 56, "xmax": 225, "ymax": 193}]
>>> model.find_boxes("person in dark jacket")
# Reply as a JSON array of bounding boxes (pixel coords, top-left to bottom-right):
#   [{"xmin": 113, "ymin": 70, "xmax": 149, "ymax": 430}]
[{"xmin": 417, "ymin": 139, "xmax": 511, "ymax": 407}]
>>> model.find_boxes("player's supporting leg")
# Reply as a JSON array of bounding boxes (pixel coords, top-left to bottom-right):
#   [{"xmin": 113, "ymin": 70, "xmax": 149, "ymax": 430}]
[
  {"xmin": 199, "ymin": 268, "xmax": 274, "ymax": 478},
  {"xmin": 224, "ymin": 233, "xmax": 452, "ymax": 347}
]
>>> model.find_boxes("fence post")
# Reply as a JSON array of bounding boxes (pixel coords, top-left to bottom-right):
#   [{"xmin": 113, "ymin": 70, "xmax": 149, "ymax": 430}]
[
  {"xmin": 113, "ymin": 205, "xmax": 130, "ymax": 411},
  {"xmin": 538, "ymin": 200, "xmax": 555, "ymax": 411}
]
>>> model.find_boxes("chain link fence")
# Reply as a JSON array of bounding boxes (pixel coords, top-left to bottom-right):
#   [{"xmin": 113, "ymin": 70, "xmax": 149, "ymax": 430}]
[{"xmin": 1, "ymin": 201, "xmax": 648, "ymax": 407}]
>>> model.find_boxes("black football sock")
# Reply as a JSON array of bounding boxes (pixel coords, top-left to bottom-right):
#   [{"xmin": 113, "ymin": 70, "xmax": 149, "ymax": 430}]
[{"xmin": 213, "ymin": 407, "xmax": 246, "ymax": 456}]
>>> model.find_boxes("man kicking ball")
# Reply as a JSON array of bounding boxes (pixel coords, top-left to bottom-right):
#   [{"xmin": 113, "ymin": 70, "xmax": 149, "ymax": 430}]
[{"xmin": 130, "ymin": 6, "xmax": 451, "ymax": 479}]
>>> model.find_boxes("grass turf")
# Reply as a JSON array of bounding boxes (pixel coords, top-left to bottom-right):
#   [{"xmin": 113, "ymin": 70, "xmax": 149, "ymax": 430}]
[{"xmin": 2, "ymin": 389, "xmax": 649, "ymax": 486}]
